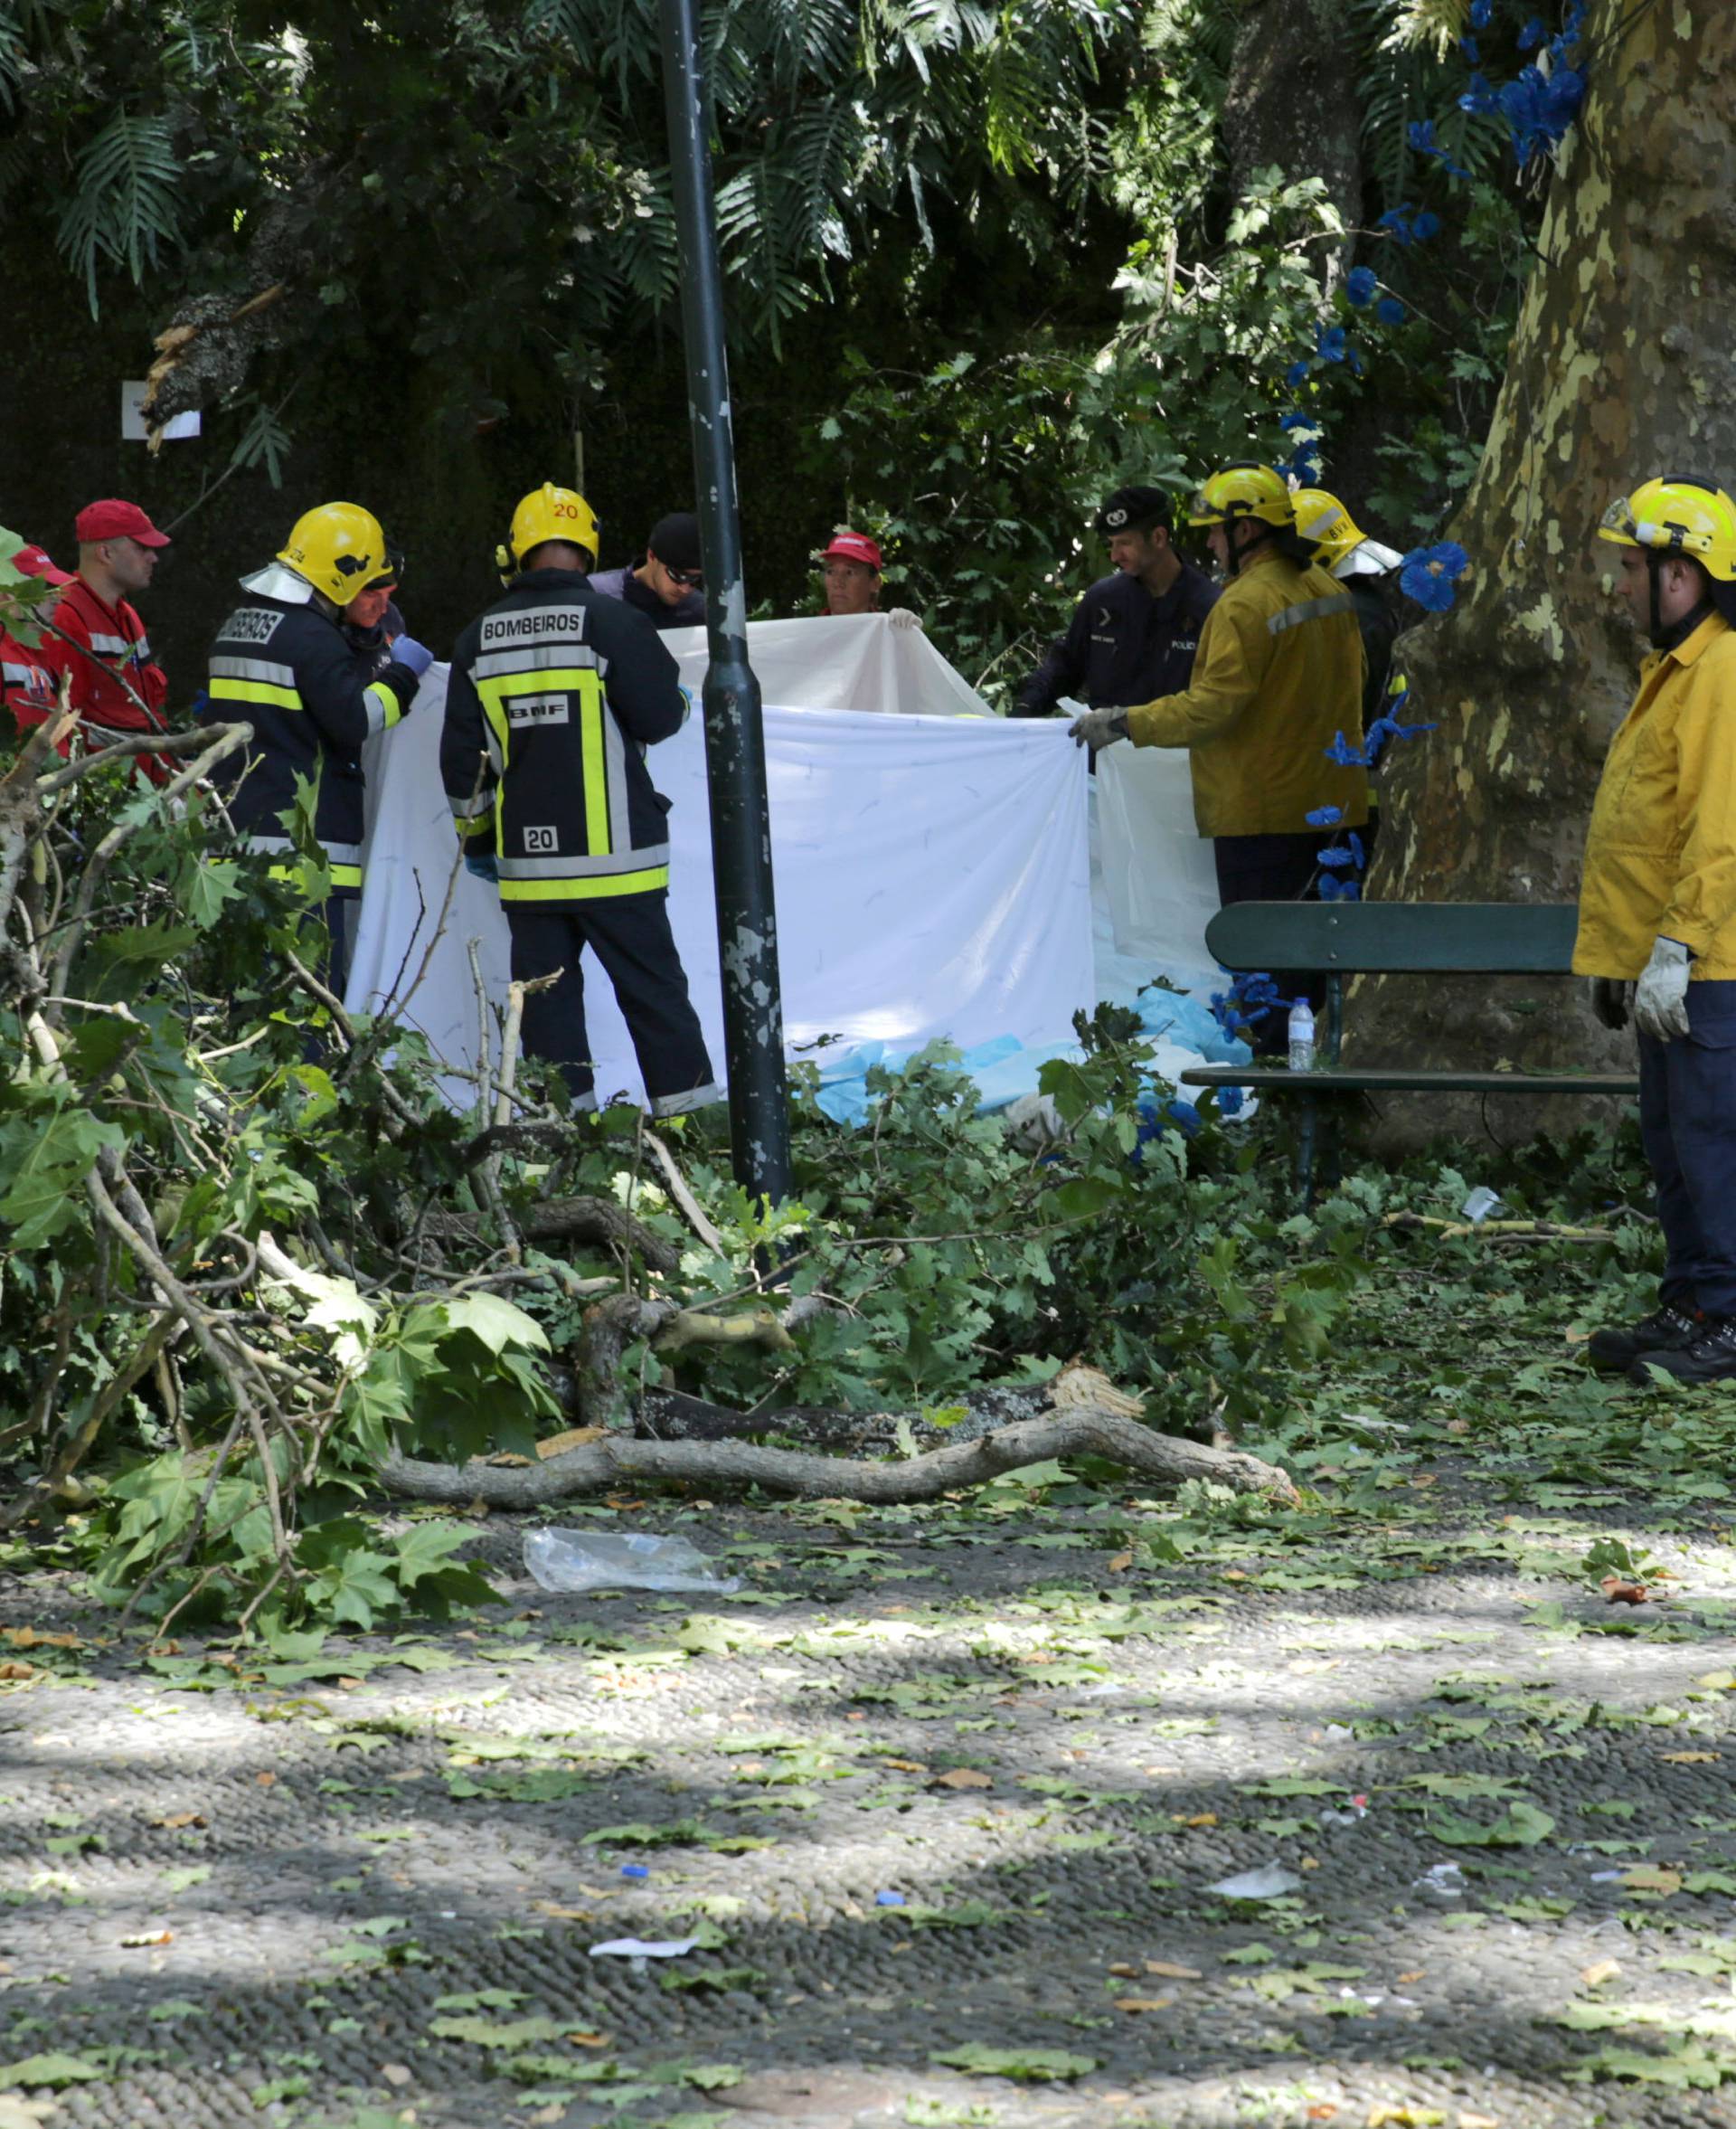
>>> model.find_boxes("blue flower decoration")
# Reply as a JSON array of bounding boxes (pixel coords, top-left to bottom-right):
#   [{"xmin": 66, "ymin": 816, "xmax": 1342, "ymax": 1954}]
[
  {"xmin": 1499, "ymin": 61, "xmax": 1586, "ymax": 164},
  {"xmin": 1364, "ymin": 713, "xmax": 1438, "ymax": 768},
  {"xmin": 1319, "ymin": 874, "xmax": 1362, "ymax": 904},
  {"xmin": 1318, "ymin": 845, "xmax": 1357, "ymax": 869},
  {"xmin": 1306, "ymin": 805, "xmax": 1344, "ymax": 828},
  {"xmin": 1378, "ymin": 205, "xmax": 1416, "ymax": 246},
  {"xmin": 1518, "ymin": 14, "xmax": 1545, "ymax": 47},
  {"xmin": 1325, "ymin": 730, "xmax": 1371, "ymax": 768},
  {"xmin": 1209, "ymin": 969, "xmax": 1293, "ymax": 1039},
  {"xmin": 1376, "ymin": 296, "xmax": 1406, "ymax": 326},
  {"xmin": 1288, "ymin": 449, "xmax": 1323, "ymax": 485},
  {"xmin": 1217, "ymin": 1085, "xmax": 1245, "ymax": 1120},
  {"xmin": 1469, "ymin": 0, "xmax": 1492, "ymax": 24},
  {"xmin": 1287, "ymin": 359, "xmax": 1312, "ymax": 389},
  {"xmin": 1407, "ymin": 122, "xmax": 1436, "ymax": 155},
  {"xmin": 1345, "ymin": 347, "xmax": 1365, "ymax": 377},
  {"xmin": 1345, "ymin": 265, "xmax": 1379, "ymax": 307},
  {"xmin": 1280, "ymin": 409, "xmax": 1321, "ymax": 435},
  {"xmin": 1400, "ymin": 546, "xmax": 1461, "ymax": 610},
  {"xmin": 1412, "ymin": 210, "xmax": 1442, "ymax": 241},
  {"xmin": 1458, "ymin": 34, "xmax": 1479, "ymax": 62},
  {"xmin": 1459, "ymin": 71, "xmax": 1498, "ymax": 118},
  {"xmin": 1316, "ymin": 323, "xmax": 1348, "ymax": 363}
]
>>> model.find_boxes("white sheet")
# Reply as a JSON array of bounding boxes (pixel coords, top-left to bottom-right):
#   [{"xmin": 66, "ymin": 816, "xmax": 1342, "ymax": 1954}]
[
  {"xmin": 1092, "ymin": 741, "xmax": 1222, "ymax": 996},
  {"xmin": 348, "ymin": 644, "xmax": 1090, "ymax": 1109},
  {"xmin": 661, "ymin": 611, "xmax": 986, "ymax": 718}
]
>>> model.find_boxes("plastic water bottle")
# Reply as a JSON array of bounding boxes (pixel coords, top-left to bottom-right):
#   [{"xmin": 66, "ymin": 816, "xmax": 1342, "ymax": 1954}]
[{"xmin": 1288, "ymin": 998, "xmax": 1316, "ymax": 1074}]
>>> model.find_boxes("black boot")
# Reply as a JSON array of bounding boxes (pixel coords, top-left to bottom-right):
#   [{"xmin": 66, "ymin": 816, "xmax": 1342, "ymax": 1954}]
[
  {"xmin": 1587, "ymin": 1303, "xmax": 1701, "ymax": 1374},
  {"xmin": 1628, "ymin": 1316, "xmax": 1736, "ymax": 1387}
]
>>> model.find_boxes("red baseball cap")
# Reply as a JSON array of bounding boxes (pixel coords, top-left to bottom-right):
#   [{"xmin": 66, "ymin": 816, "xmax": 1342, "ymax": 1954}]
[
  {"xmin": 822, "ymin": 531, "xmax": 882, "ymax": 572},
  {"xmin": 12, "ymin": 544, "xmax": 74, "ymax": 588},
  {"xmin": 74, "ymin": 498, "xmax": 171, "ymax": 548}
]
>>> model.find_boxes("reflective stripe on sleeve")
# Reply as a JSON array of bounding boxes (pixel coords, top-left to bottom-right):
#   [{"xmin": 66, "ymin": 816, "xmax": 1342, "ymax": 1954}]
[
  {"xmin": 1267, "ymin": 593, "xmax": 1356, "ymax": 637},
  {"xmin": 86, "ymin": 631, "xmax": 130, "ymax": 657},
  {"xmin": 363, "ymin": 680, "xmax": 401, "ymax": 737}
]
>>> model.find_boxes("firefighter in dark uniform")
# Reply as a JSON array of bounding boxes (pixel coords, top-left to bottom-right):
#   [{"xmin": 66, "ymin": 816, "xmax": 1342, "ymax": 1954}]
[
  {"xmin": 204, "ymin": 503, "xmax": 432, "ymax": 995},
  {"xmin": 441, "ymin": 483, "xmax": 719, "ymax": 1117},
  {"xmin": 1012, "ymin": 485, "xmax": 1220, "ymax": 720}
]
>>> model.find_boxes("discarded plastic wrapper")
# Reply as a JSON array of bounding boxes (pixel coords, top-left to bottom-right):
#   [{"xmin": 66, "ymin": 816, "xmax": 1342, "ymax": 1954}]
[
  {"xmin": 1318, "ymin": 1793, "xmax": 1370, "ymax": 1828},
  {"xmin": 589, "ymin": 1935, "xmax": 700, "ymax": 1958},
  {"xmin": 1461, "ymin": 1186, "xmax": 1503, "ymax": 1224},
  {"xmin": 1206, "ymin": 1864, "xmax": 1304, "ymax": 1899},
  {"xmin": 524, "ymin": 1528, "xmax": 741, "ymax": 1595},
  {"xmin": 1414, "ymin": 1861, "xmax": 1467, "ymax": 1897},
  {"xmin": 874, "ymin": 1891, "xmax": 905, "ymax": 1907}
]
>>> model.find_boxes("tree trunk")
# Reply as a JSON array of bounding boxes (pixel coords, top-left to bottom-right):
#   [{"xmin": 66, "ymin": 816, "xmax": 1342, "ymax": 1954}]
[
  {"xmin": 1222, "ymin": 0, "xmax": 1363, "ymax": 253},
  {"xmin": 1352, "ymin": 0, "xmax": 1736, "ymax": 1142}
]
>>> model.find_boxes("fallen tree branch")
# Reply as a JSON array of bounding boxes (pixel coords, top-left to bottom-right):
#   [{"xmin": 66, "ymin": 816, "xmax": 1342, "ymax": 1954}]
[
  {"xmin": 378, "ymin": 1405, "xmax": 1297, "ymax": 1509},
  {"xmin": 422, "ymin": 1194, "xmax": 680, "ymax": 1272},
  {"xmin": 645, "ymin": 1129, "xmax": 726, "ymax": 1256},
  {"xmin": 1382, "ymin": 1212, "xmax": 1615, "ymax": 1243}
]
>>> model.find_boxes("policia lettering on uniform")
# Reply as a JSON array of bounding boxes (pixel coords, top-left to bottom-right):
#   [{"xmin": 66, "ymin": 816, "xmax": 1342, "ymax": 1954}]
[{"xmin": 442, "ymin": 483, "xmax": 718, "ymax": 1118}]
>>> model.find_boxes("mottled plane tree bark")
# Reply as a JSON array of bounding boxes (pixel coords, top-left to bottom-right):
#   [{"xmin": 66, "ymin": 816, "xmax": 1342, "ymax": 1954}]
[{"xmin": 1353, "ymin": 0, "xmax": 1736, "ymax": 1129}]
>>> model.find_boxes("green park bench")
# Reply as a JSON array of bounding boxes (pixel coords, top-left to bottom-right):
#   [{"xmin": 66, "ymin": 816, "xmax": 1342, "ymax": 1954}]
[{"xmin": 1176, "ymin": 902, "xmax": 1640, "ymax": 1198}]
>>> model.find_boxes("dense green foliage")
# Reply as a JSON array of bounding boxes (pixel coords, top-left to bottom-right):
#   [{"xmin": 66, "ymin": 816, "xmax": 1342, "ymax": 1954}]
[
  {"xmin": 0, "ymin": 696, "xmax": 1663, "ymax": 1641},
  {"xmin": 0, "ymin": 0, "xmax": 1568, "ymax": 683}
]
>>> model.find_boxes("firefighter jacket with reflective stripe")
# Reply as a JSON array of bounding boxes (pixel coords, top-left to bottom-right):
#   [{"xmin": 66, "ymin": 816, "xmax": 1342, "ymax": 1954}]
[
  {"xmin": 1574, "ymin": 612, "xmax": 1736, "ymax": 980},
  {"xmin": 441, "ymin": 569, "xmax": 688, "ymax": 904},
  {"xmin": 203, "ymin": 593, "xmax": 419, "ymax": 895},
  {"xmin": 1124, "ymin": 547, "xmax": 1369, "ymax": 837},
  {"xmin": 39, "ymin": 578, "xmax": 173, "ymax": 780}
]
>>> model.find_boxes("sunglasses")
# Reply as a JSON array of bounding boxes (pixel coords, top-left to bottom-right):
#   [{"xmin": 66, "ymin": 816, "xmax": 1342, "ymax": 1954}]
[{"xmin": 662, "ymin": 563, "xmax": 703, "ymax": 590}]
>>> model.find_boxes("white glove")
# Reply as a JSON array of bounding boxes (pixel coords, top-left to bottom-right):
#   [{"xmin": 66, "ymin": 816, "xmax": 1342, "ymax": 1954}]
[
  {"xmin": 1634, "ymin": 935, "xmax": 1692, "ymax": 1041},
  {"xmin": 1069, "ymin": 707, "xmax": 1127, "ymax": 752},
  {"xmin": 886, "ymin": 607, "xmax": 920, "ymax": 631}
]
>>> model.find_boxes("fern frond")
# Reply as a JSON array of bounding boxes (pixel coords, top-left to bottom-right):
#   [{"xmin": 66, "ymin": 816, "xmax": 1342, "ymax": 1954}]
[{"xmin": 56, "ymin": 109, "xmax": 184, "ymax": 316}]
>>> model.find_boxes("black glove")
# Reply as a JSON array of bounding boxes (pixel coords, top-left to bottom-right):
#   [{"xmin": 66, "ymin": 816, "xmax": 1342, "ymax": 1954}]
[{"xmin": 1590, "ymin": 977, "xmax": 1631, "ymax": 1032}]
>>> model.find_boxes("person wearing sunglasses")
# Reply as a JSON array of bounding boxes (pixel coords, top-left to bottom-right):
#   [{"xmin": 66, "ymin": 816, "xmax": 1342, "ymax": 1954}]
[{"xmin": 589, "ymin": 511, "xmax": 706, "ymax": 632}]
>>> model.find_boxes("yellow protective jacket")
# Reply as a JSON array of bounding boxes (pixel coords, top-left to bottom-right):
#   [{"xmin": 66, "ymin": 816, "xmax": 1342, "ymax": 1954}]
[
  {"xmin": 1124, "ymin": 546, "xmax": 1369, "ymax": 837},
  {"xmin": 1573, "ymin": 611, "xmax": 1736, "ymax": 980}
]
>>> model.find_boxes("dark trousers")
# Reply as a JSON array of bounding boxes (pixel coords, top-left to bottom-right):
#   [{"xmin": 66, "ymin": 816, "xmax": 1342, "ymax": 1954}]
[
  {"xmin": 1637, "ymin": 979, "xmax": 1736, "ymax": 1318},
  {"xmin": 1213, "ymin": 830, "xmax": 1325, "ymax": 1057},
  {"xmin": 506, "ymin": 893, "xmax": 717, "ymax": 1116},
  {"xmin": 325, "ymin": 895, "xmax": 355, "ymax": 1004}
]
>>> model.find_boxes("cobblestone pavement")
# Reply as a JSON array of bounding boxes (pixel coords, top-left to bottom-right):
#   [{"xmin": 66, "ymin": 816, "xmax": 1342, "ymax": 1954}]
[{"xmin": 5, "ymin": 1472, "xmax": 1736, "ymax": 2129}]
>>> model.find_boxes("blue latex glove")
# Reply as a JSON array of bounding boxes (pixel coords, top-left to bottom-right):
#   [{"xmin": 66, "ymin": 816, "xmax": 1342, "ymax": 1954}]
[
  {"xmin": 465, "ymin": 854, "xmax": 498, "ymax": 884},
  {"xmin": 391, "ymin": 635, "xmax": 434, "ymax": 678}
]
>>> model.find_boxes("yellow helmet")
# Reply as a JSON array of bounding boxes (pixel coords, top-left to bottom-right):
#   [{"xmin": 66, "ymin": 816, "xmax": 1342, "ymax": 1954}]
[
  {"xmin": 498, "ymin": 483, "xmax": 600, "ymax": 578},
  {"xmin": 1187, "ymin": 462, "xmax": 1295, "ymax": 530},
  {"xmin": 1291, "ymin": 487, "xmax": 1366, "ymax": 566},
  {"xmin": 277, "ymin": 503, "xmax": 393, "ymax": 605},
  {"xmin": 1599, "ymin": 476, "xmax": 1736, "ymax": 582}
]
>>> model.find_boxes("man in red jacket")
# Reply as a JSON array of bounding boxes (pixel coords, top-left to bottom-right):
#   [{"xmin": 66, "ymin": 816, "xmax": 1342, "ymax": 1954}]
[
  {"xmin": 1, "ymin": 542, "xmax": 76, "ymax": 752},
  {"xmin": 41, "ymin": 498, "xmax": 172, "ymax": 775}
]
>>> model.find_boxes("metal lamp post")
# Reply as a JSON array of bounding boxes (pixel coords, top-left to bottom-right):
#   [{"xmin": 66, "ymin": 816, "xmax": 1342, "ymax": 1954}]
[{"xmin": 658, "ymin": 0, "xmax": 792, "ymax": 1213}]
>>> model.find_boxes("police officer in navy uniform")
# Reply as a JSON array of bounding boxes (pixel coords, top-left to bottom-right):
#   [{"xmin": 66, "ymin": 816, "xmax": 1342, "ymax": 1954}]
[
  {"xmin": 1012, "ymin": 485, "xmax": 1220, "ymax": 721},
  {"xmin": 441, "ymin": 483, "xmax": 719, "ymax": 1116},
  {"xmin": 205, "ymin": 503, "xmax": 433, "ymax": 996}
]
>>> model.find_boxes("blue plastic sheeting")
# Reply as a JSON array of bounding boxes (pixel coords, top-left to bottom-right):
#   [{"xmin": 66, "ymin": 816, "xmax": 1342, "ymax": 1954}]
[{"xmin": 809, "ymin": 985, "xmax": 1250, "ymax": 1129}]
